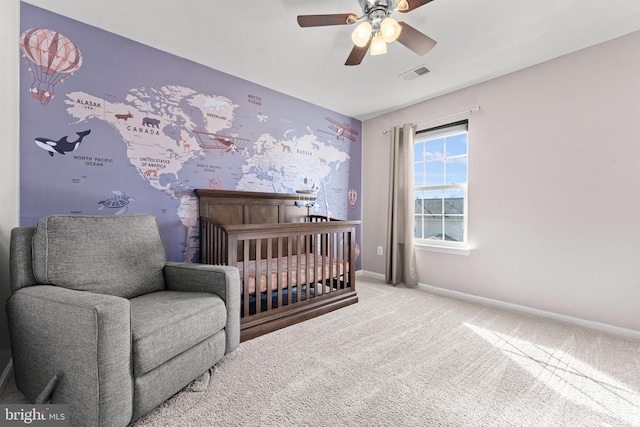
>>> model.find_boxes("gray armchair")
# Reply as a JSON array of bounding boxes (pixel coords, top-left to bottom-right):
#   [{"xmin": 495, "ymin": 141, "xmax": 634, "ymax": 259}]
[{"xmin": 7, "ymin": 214, "xmax": 240, "ymax": 427}]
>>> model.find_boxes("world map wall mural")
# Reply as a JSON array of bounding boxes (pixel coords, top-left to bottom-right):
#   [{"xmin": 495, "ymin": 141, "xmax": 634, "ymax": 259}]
[{"xmin": 19, "ymin": 3, "xmax": 362, "ymax": 263}]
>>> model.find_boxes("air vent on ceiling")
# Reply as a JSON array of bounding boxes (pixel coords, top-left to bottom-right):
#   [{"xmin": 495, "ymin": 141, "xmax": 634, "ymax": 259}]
[{"xmin": 399, "ymin": 64, "xmax": 431, "ymax": 82}]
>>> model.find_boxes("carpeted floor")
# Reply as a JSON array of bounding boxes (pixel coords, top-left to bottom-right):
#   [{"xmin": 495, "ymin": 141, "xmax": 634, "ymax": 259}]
[{"xmin": 2, "ymin": 276, "xmax": 640, "ymax": 426}]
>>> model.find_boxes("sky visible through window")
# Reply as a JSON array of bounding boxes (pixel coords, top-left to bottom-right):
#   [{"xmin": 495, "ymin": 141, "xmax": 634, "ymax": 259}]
[{"xmin": 414, "ymin": 132, "xmax": 467, "ymax": 188}]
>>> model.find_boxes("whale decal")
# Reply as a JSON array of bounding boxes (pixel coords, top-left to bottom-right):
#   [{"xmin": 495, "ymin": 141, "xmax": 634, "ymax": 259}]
[{"xmin": 35, "ymin": 129, "xmax": 91, "ymax": 157}]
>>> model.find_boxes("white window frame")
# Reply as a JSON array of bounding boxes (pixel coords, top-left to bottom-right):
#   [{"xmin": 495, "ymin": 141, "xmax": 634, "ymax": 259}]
[{"xmin": 413, "ymin": 120, "xmax": 469, "ymax": 255}]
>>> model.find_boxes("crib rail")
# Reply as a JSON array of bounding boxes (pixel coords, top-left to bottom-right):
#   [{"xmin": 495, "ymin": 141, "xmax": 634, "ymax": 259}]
[{"xmin": 200, "ymin": 216, "xmax": 360, "ymax": 340}]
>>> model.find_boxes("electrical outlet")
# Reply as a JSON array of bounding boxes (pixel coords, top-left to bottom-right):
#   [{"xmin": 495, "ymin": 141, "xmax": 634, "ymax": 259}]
[{"xmin": 377, "ymin": 246, "xmax": 383, "ymax": 256}]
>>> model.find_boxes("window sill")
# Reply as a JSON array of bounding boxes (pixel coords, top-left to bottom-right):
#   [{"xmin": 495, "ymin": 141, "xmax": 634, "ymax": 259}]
[{"xmin": 415, "ymin": 243, "xmax": 470, "ymax": 256}]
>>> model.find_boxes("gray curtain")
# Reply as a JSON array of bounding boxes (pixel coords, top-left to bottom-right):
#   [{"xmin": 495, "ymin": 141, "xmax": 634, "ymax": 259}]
[{"xmin": 385, "ymin": 123, "xmax": 418, "ymax": 287}]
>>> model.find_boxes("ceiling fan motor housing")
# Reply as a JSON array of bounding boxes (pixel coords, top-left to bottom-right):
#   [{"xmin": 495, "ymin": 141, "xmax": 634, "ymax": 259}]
[
  {"xmin": 359, "ymin": 0, "xmax": 395, "ymax": 28},
  {"xmin": 359, "ymin": 0, "xmax": 395, "ymax": 13}
]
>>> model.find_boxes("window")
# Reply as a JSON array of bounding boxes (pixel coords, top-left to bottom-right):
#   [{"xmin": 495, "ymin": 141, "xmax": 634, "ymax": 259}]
[{"xmin": 414, "ymin": 120, "xmax": 468, "ymax": 249}]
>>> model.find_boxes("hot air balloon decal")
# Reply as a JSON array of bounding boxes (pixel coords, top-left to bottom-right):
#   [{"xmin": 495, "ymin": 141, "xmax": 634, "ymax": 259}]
[
  {"xmin": 348, "ymin": 188, "xmax": 358, "ymax": 207},
  {"xmin": 207, "ymin": 177, "xmax": 224, "ymax": 190},
  {"xmin": 20, "ymin": 28, "xmax": 83, "ymax": 106}
]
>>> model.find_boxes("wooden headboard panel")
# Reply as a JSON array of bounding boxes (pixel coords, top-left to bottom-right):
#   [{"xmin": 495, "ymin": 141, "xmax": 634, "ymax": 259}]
[
  {"xmin": 195, "ymin": 189, "xmax": 317, "ymax": 225},
  {"xmin": 195, "ymin": 190, "xmax": 318, "ymax": 263}
]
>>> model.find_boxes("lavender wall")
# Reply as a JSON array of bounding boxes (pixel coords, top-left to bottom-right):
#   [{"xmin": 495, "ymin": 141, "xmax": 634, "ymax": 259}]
[
  {"xmin": 18, "ymin": 3, "xmax": 362, "ymax": 264},
  {"xmin": 363, "ymin": 30, "xmax": 640, "ymax": 333},
  {"xmin": 0, "ymin": 0, "xmax": 20, "ymax": 379}
]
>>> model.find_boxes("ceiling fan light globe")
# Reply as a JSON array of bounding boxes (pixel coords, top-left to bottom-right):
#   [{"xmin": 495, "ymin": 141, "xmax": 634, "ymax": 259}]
[
  {"xmin": 351, "ymin": 21, "xmax": 373, "ymax": 47},
  {"xmin": 380, "ymin": 17, "xmax": 402, "ymax": 42},
  {"xmin": 370, "ymin": 33, "xmax": 387, "ymax": 56}
]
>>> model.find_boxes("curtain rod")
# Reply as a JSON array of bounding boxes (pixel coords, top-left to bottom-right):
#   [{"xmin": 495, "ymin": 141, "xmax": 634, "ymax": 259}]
[{"xmin": 382, "ymin": 105, "xmax": 481, "ymax": 134}]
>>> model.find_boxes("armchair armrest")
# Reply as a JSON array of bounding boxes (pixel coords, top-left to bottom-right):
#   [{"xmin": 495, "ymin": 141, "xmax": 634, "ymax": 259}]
[
  {"xmin": 6, "ymin": 285, "xmax": 132, "ymax": 427},
  {"xmin": 163, "ymin": 262, "xmax": 240, "ymax": 354}
]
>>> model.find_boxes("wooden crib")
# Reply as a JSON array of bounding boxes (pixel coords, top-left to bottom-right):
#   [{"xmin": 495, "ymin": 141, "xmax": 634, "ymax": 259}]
[{"xmin": 196, "ymin": 189, "xmax": 360, "ymax": 341}]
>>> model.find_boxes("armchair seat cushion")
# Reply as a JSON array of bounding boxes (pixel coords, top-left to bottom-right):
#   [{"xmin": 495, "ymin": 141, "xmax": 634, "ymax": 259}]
[{"xmin": 130, "ymin": 291, "xmax": 226, "ymax": 376}]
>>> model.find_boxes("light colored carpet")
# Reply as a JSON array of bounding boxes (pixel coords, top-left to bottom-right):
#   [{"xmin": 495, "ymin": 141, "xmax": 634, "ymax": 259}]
[{"xmin": 2, "ymin": 276, "xmax": 640, "ymax": 426}]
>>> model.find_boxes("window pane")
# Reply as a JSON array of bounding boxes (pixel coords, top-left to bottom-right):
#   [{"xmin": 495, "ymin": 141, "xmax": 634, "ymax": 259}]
[
  {"xmin": 414, "ymin": 142, "xmax": 424, "ymax": 162},
  {"xmin": 414, "ymin": 215, "xmax": 423, "ymax": 239},
  {"xmin": 414, "ymin": 162, "xmax": 425, "ymax": 186},
  {"xmin": 444, "ymin": 216, "xmax": 464, "ymax": 242},
  {"xmin": 445, "ymin": 133, "xmax": 467, "ymax": 157},
  {"xmin": 423, "ymin": 190, "xmax": 443, "ymax": 214},
  {"xmin": 414, "ymin": 191, "xmax": 424, "ymax": 215},
  {"xmin": 425, "ymin": 160, "xmax": 444, "ymax": 186},
  {"xmin": 424, "ymin": 215, "xmax": 443, "ymax": 240},
  {"xmin": 445, "ymin": 157, "xmax": 467, "ymax": 185},
  {"xmin": 444, "ymin": 189, "xmax": 464, "ymax": 214},
  {"xmin": 425, "ymin": 138, "xmax": 444, "ymax": 160}
]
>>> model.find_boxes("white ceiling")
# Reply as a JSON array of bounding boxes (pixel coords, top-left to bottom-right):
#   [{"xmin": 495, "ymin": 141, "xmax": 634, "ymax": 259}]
[{"xmin": 22, "ymin": 0, "xmax": 640, "ymax": 121}]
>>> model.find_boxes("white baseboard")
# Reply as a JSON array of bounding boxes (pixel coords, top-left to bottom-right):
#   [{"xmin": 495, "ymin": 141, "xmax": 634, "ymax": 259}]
[
  {"xmin": 356, "ymin": 270, "xmax": 640, "ymax": 341},
  {"xmin": 0, "ymin": 359, "xmax": 13, "ymax": 396},
  {"xmin": 356, "ymin": 270, "xmax": 384, "ymax": 280}
]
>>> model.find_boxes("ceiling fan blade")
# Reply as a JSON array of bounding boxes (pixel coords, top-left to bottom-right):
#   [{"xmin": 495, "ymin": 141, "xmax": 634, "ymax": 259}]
[
  {"xmin": 297, "ymin": 13, "xmax": 357, "ymax": 27},
  {"xmin": 396, "ymin": 22, "xmax": 436, "ymax": 56},
  {"xmin": 396, "ymin": 0, "xmax": 434, "ymax": 13},
  {"xmin": 345, "ymin": 41, "xmax": 371, "ymax": 66}
]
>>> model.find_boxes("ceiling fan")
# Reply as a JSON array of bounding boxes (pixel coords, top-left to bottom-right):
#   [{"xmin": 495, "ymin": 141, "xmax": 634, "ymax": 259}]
[{"xmin": 297, "ymin": 0, "xmax": 437, "ymax": 66}]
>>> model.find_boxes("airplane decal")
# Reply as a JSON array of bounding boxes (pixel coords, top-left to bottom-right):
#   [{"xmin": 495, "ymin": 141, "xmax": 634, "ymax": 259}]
[{"xmin": 191, "ymin": 129, "xmax": 250, "ymax": 155}]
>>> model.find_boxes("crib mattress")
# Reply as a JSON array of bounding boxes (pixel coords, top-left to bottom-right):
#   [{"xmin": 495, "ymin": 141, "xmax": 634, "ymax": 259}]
[{"xmin": 237, "ymin": 254, "xmax": 347, "ymax": 295}]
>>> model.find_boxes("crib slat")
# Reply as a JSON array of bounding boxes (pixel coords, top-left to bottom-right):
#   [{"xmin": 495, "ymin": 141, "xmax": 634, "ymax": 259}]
[
  {"xmin": 243, "ymin": 240, "xmax": 250, "ymax": 317},
  {"xmin": 340, "ymin": 231, "xmax": 345, "ymax": 290},
  {"xmin": 349, "ymin": 228, "xmax": 355, "ymax": 289},
  {"xmin": 266, "ymin": 238, "xmax": 273, "ymax": 311},
  {"xmin": 212, "ymin": 223, "xmax": 220, "ymax": 264},
  {"xmin": 206, "ymin": 220, "xmax": 212, "ymax": 264},
  {"xmin": 213, "ymin": 223, "xmax": 218, "ymax": 264},
  {"xmin": 296, "ymin": 235, "xmax": 301, "ymax": 303},
  {"xmin": 314, "ymin": 233, "xmax": 319, "ymax": 296},
  {"xmin": 277, "ymin": 237, "xmax": 283, "ymax": 309},
  {"xmin": 345, "ymin": 230, "xmax": 350, "ymax": 288},
  {"xmin": 328, "ymin": 232, "xmax": 334, "ymax": 293},
  {"xmin": 255, "ymin": 238, "xmax": 262, "ymax": 313},
  {"xmin": 286, "ymin": 237, "xmax": 292, "ymax": 306},
  {"xmin": 201, "ymin": 221, "xmax": 207, "ymax": 263},
  {"xmin": 338, "ymin": 231, "xmax": 349, "ymax": 289},
  {"xmin": 344, "ymin": 229, "xmax": 350, "ymax": 288},
  {"xmin": 333, "ymin": 231, "xmax": 338, "ymax": 291},
  {"xmin": 338, "ymin": 231, "xmax": 343, "ymax": 290},
  {"xmin": 218, "ymin": 226, "xmax": 223, "ymax": 264},
  {"xmin": 321, "ymin": 232, "xmax": 327, "ymax": 293},
  {"xmin": 222, "ymin": 226, "xmax": 227, "ymax": 264},
  {"xmin": 214, "ymin": 221, "xmax": 218, "ymax": 263},
  {"xmin": 335, "ymin": 231, "xmax": 339, "ymax": 290},
  {"xmin": 217, "ymin": 224, "xmax": 222, "ymax": 264},
  {"xmin": 304, "ymin": 236, "xmax": 315, "ymax": 299},
  {"xmin": 215, "ymin": 224, "xmax": 222, "ymax": 264}
]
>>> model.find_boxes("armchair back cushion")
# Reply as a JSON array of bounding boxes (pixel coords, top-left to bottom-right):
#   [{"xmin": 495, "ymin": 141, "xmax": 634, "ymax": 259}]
[{"xmin": 32, "ymin": 215, "xmax": 166, "ymax": 298}]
